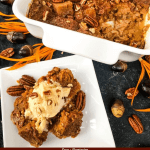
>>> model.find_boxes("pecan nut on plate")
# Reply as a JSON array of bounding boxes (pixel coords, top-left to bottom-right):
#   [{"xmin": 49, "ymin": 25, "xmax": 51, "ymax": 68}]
[
  {"xmin": 125, "ymin": 87, "xmax": 139, "ymax": 99},
  {"xmin": 7, "ymin": 85, "xmax": 25, "ymax": 96},
  {"xmin": 17, "ymin": 75, "xmax": 36, "ymax": 87},
  {"xmin": 128, "ymin": 114, "xmax": 144, "ymax": 134},
  {"xmin": 76, "ymin": 91, "xmax": 86, "ymax": 111}
]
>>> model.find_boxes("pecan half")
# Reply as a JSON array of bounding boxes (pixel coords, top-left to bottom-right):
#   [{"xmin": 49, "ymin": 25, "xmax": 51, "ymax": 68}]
[
  {"xmin": 23, "ymin": 85, "xmax": 33, "ymax": 90},
  {"xmin": 43, "ymin": 90, "xmax": 51, "ymax": 95},
  {"xmin": 83, "ymin": 15, "xmax": 98, "ymax": 27},
  {"xmin": 76, "ymin": 91, "xmax": 86, "ymax": 111},
  {"xmin": 0, "ymin": 48, "xmax": 14, "ymax": 58},
  {"xmin": 18, "ymin": 75, "xmax": 36, "ymax": 87},
  {"xmin": 125, "ymin": 87, "xmax": 139, "ymax": 99},
  {"xmin": 7, "ymin": 85, "xmax": 25, "ymax": 96},
  {"xmin": 128, "ymin": 114, "xmax": 143, "ymax": 134},
  {"xmin": 29, "ymin": 92, "xmax": 38, "ymax": 98}
]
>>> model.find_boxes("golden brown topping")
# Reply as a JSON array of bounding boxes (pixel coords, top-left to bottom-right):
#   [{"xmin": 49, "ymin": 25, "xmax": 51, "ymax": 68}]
[
  {"xmin": 57, "ymin": 69, "xmax": 74, "ymax": 87},
  {"xmin": 56, "ymin": 89, "xmax": 61, "ymax": 93},
  {"xmin": 42, "ymin": 1, "xmax": 46, "ymax": 5},
  {"xmin": 47, "ymin": 2, "xmax": 52, "ymax": 7},
  {"xmin": 125, "ymin": 87, "xmax": 139, "ymax": 99},
  {"xmin": 128, "ymin": 114, "xmax": 144, "ymax": 134},
  {"xmin": 37, "ymin": 76, "xmax": 47, "ymax": 83},
  {"xmin": 52, "ymin": 0, "xmax": 64, "ymax": 2},
  {"xmin": 53, "ymin": 1, "xmax": 73, "ymax": 17}
]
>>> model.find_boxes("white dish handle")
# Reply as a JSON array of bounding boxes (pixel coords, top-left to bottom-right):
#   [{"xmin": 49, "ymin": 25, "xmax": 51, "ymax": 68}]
[
  {"xmin": 42, "ymin": 25, "xmax": 128, "ymax": 65},
  {"xmin": 42, "ymin": 24, "xmax": 150, "ymax": 64}
]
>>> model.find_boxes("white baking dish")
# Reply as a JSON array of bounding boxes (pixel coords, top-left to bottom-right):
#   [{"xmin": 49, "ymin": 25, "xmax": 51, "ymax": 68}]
[{"xmin": 13, "ymin": 0, "xmax": 150, "ymax": 64}]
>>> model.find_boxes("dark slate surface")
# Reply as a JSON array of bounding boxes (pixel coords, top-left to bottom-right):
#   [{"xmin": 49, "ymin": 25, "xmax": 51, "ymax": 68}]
[{"xmin": 0, "ymin": 3, "xmax": 150, "ymax": 148}]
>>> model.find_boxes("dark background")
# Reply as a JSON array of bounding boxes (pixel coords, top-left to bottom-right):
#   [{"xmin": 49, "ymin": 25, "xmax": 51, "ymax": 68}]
[{"xmin": 0, "ymin": 3, "xmax": 150, "ymax": 148}]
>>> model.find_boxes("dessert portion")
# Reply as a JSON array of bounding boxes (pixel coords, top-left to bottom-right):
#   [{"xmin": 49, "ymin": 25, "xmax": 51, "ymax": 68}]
[
  {"xmin": 27, "ymin": 0, "xmax": 150, "ymax": 49},
  {"xmin": 9, "ymin": 67, "xmax": 86, "ymax": 147}
]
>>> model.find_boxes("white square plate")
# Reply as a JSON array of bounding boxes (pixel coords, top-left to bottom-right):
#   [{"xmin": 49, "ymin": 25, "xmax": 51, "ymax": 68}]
[{"xmin": 0, "ymin": 55, "xmax": 115, "ymax": 147}]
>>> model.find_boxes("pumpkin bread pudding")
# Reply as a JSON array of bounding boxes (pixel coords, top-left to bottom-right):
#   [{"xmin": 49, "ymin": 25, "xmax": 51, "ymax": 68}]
[{"xmin": 10, "ymin": 67, "xmax": 86, "ymax": 147}]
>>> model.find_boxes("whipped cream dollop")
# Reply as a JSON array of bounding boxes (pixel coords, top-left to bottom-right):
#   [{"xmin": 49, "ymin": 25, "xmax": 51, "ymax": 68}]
[{"xmin": 25, "ymin": 80, "xmax": 72, "ymax": 133}]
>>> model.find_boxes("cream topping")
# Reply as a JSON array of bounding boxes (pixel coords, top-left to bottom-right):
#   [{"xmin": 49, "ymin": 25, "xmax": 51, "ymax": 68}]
[{"xmin": 25, "ymin": 80, "xmax": 71, "ymax": 133}]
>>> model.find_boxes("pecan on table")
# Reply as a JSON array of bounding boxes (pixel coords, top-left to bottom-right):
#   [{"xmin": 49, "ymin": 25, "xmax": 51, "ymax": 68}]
[
  {"xmin": 76, "ymin": 91, "xmax": 86, "ymax": 111},
  {"xmin": 83, "ymin": 15, "xmax": 98, "ymax": 27},
  {"xmin": 0, "ymin": 48, "xmax": 14, "ymax": 58},
  {"xmin": 7, "ymin": 85, "xmax": 25, "ymax": 96},
  {"xmin": 128, "ymin": 114, "xmax": 144, "ymax": 134},
  {"xmin": 18, "ymin": 75, "xmax": 36, "ymax": 87},
  {"xmin": 125, "ymin": 87, "xmax": 139, "ymax": 99}
]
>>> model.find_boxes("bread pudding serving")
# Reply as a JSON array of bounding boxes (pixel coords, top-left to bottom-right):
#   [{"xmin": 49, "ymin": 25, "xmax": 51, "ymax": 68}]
[
  {"xmin": 9, "ymin": 67, "xmax": 86, "ymax": 147},
  {"xmin": 27, "ymin": 0, "xmax": 150, "ymax": 49}
]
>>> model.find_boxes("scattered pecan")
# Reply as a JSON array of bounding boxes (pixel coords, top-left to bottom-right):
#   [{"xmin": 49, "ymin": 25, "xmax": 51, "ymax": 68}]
[
  {"xmin": 76, "ymin": 91, "xmax": 86, "ymax": 111},
  {"xmin": 125, "ymin": 87, "xmax": 139, "ymax": 99},
  {"xmin": 128, "ymin": 114, "xmax": 143, "ymax": 134},
  {"xmin": 18, "ymin": 75, "xmax": 36, "ymax": 87},
  {"xmin": 7, "ymin": 85, "xmax": 25, "ymax": 96},
  {"xmin": 0, "ymin": 48, "xmax": 14, "ymax": 58},
  {"xmin": 29, "ymin": 92, "xmax": 38, "ymax": 98},
  {"xmin": 43, "ymin": 11, "xmax": 49, "ymax": 21},
  {"xmin": 83, "ymin": 15, "xmax": 98, "ymax": 27},
  {"xmin": 43, "ymin": 90, "xmax": 51, "ymax": 95}
]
